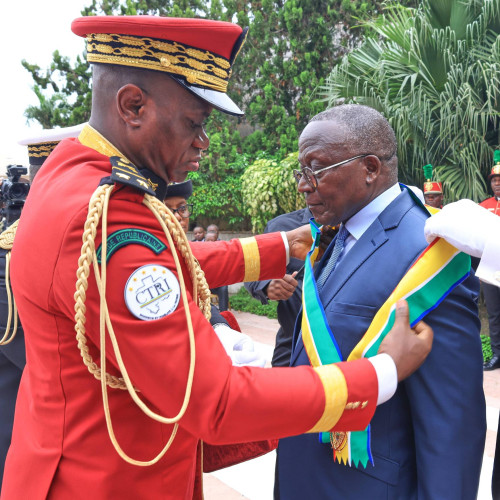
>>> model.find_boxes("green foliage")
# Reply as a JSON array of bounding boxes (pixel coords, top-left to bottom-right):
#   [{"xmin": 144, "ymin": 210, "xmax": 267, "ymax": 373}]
[
  {"xmin": 229, "ymin": 287, "xmax": 278, "ymax": 319},
  {"xmin": 22, "ymin": 52, "xmax": 91, "ymax": 127},
  {"xmin": 238, "ymin": 0, "xmax": 416, "ymax": 159},
  {"xmin": 188, "ymin": 153, "xmax": 250, "ymax": 228},
  {"xmin": 241, "ymin": 152, "xmax": 306, "ymax": 232},
  {"xmin": 80, "ymin": 0, "xmax": 206, "ymax": 16},
  {"xmin": 482, "ymin": 334, "xmax": 493, "ymax": 363},
  {"xmin": 321, "ymin": 0, "xmax": 500, "ymax": 202}
]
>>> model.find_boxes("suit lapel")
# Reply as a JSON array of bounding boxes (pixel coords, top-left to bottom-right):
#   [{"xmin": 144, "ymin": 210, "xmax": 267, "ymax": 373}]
[
  {"xmin": 319, "ymin": 219, "xmax": 388, "ymax": 311},
  {"xmin": 290, "ymin": 223, "xmax": 388, "ymax": 365},
  {"xmin": 320, "ymin": 190, "xmax": 419, "ymax": 310},
  {"xmin": 290, "ymin": 189, "xmax": 421, "ymax": 366}
]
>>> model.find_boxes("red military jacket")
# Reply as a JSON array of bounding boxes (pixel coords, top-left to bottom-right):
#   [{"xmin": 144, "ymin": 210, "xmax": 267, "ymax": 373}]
[
  {"xmin": 480, "ymin": 196, "xmax": 500, "ymax": 216},
  {"xmin": 2, "ymin": 127, "xmax": 378, "ymax": 499}
]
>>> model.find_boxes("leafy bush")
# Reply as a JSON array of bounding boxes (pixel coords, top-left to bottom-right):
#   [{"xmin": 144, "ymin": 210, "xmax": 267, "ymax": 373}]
[
  {"xmin": 482, "ymin": 334, "xmax": 493, "ymax": 363},
  {"xmin": 241, "ymin": 152, "xmax": 306, "ymax": 232},
  {"xmin": 189, "ymin": 152, "xmax": 251, "ymax": 228},
  {"xmin": 230, "ymin": 287, "xmax": 278, "ymax": 319}
]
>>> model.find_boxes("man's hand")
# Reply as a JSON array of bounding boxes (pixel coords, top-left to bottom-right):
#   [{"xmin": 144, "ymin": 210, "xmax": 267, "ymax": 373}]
[
  {"xmin": 285, "ymin": 225, "xmax": 313, "ymax": 260},
  {"xmin": 319, "ymin": 225, "xmax": 339, "ymax": 252},
  {"xmin": 285, "ymin": 224, "xmax": 340, "ymax": 261},
  {"xmin": 214, "ymin": 323, "xmax": 254, "ymax": 354},
  {"xmin": 424, "ymin": 199, "xmax": 500, "ymax": 258},
  {"xmin": 213, "ymin": 323, "xmax": 267, "ymax": 367},
  {"xmin": 266, "ymin": 272, "xmax": 299, "ymax": 301},
  {"xmin": 378, "ymin": 300, "xmax": 433, "ymax": 381}
]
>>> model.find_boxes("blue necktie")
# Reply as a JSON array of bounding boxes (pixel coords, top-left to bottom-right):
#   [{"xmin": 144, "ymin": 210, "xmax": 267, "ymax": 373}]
[{"xmin": 316, "ymin": 224, "xmax": 349, "ymax": 291}]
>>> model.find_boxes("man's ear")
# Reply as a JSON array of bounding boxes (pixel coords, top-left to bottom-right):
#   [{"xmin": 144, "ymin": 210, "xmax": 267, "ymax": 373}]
[
  {"xmin": 116, "ymin": 84, "xmax": 147, "ymax": 127},
  {"xmin": 364, "ymin": 155, "xmax": 382, "ymax": 184}
]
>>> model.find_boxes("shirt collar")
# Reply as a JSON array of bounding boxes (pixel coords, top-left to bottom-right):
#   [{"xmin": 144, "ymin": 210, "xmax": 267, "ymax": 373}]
[{"xmin": 345, "ymin": 183, "xmax": 401, "ymax": 241}]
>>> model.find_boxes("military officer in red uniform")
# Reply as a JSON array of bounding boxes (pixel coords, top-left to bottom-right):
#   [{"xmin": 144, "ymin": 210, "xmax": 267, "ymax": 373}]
[
  {"xmin": 1, "ymin": 16, "xmax": 432, "ymax": 499},
  {"xmin": 422, "ymin": 163, "xmax": 444, "ymax": 209}
]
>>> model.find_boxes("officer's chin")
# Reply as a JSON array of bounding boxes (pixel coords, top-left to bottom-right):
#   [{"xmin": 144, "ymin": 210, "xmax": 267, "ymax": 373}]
[{"xmin": 169, "ymin": 172, "xmax": 189, "ymax": 184}]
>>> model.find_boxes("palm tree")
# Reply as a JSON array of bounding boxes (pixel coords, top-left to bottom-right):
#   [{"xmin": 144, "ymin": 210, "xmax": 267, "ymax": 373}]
[{"xmin": 320, "ymin": 0, "xmax": 500, "ymax": 202}]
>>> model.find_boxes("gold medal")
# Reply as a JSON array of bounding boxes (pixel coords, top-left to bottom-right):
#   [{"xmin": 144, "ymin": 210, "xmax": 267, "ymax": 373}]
[{"xmin": 330, "ymin": 431, "xmax": 347, "ymax": 452}]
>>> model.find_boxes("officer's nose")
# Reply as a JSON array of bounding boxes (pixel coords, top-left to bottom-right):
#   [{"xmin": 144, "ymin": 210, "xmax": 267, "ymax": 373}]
[{"xmin": 193, "ymin": 128, "xmax": 209, "ymax": 150}]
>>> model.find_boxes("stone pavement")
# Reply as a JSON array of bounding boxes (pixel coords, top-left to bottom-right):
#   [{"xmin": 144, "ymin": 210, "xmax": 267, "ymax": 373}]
[{"xmin": 203, "ymin": 311, "xmax": 499, "ymax": 500}]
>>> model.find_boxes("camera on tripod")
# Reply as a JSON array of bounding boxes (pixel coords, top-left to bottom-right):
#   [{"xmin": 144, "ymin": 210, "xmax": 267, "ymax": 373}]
[{"xmin": 1, "ymin": 165, "xmax": 30, "ymax": 228}]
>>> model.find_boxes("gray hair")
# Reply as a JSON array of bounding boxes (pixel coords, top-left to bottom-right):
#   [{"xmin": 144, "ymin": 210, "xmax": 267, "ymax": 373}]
[{"xmin": 311, "ymin": 105, "xmax": 398, "ymax": 172}]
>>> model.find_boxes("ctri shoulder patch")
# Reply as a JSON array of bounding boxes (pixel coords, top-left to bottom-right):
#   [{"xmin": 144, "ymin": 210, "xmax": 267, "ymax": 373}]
[
  {"xmin": 96, "ymin": 229, "xmax": 167, "ymax": 263},
  {"xmin": 109, "ymin": 156, "xmax": 157, "ymax": 196},
  {"xmin": 125, "ymin": 264, "xmax": 180, "ymax": 320}
]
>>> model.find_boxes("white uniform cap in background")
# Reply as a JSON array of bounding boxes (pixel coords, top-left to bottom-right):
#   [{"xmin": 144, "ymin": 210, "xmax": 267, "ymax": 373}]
[{"xmin": 17, "ymin": 123, "xmax": 86, "ymax": 166}]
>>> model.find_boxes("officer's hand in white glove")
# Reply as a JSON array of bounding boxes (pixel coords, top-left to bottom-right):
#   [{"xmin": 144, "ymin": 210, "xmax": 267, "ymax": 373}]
[
  {"xmin": 213, "ymin": 323, "xmax": 254, "ymax": 354},
  {"xmin": 424, "ymin": 199, "xmax": 500, "ymax": 258},
  {"xmin": 213, "ymin": 323, "xmax": 266, "ymax": 367},
  {"xmin": 231, "ymin": 350, "xmax": 267, "ymax": 367}
]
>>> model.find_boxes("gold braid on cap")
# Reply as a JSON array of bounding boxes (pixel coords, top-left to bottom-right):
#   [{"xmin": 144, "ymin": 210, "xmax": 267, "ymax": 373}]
[
  {"xmin": 0, "ymin": 220, "xmax": 19, "ymax": 345},
  {"xmin": 86, "ymin": 33, "xmax": 231, "ymax": 92},
  {"xmin": 74, "ymin": 183, "xmax": 211, "ymax": 466},
  {"xmin": 28, "ymin": 141, "xmax": 59, "ymax": 159}
]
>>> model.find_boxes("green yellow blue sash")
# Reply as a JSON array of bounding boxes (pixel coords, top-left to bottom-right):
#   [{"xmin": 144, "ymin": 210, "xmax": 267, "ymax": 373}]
[{"xmin": 301, "ymin": 218, "xmax": 471, "ymax": 467}]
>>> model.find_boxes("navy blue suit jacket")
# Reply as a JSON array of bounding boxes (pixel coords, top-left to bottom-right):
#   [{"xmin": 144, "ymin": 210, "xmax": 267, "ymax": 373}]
[{"xmin": 277, "ymin": 189, "xmax": 486, "ymax": 500}]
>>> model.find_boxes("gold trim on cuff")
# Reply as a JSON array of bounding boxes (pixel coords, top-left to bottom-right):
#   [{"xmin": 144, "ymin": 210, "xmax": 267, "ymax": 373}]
[
  {"xmin": 240, "ymin": 237, "xmax": 260, "ymax": 282},
  {"xmin": 308, "ymin": 365, "xmax": 348, "ymax": 433}
]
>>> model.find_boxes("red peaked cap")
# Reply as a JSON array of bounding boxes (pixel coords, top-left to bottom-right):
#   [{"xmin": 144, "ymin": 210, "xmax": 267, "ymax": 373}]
[
  {"xmin": 423, "ymin": 181, "xmax": 443, "ymax": 194},
  {"xmin": 71, "ymin": 16, "xmax": 247, "ymax": 116}
]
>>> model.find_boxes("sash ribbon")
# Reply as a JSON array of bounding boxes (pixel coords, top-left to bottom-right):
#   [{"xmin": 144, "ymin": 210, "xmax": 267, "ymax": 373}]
[{"xmin": 301, "ymin": 218, "xmax": 471, "ymax": 467}]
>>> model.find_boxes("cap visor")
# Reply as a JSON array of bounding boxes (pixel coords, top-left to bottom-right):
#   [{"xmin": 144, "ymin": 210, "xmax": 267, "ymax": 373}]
[{"xmin": 170, "ymin": 76, "xmax": 243, "ymax": 116}]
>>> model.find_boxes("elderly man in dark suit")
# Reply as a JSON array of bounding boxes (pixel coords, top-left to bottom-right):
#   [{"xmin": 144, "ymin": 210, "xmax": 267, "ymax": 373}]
[{"xmin": 276, "ymin": 104, "xmax": 485, "ymax": 500}]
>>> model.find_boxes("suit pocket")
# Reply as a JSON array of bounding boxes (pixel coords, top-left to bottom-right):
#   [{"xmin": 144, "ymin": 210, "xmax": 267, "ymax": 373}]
[
  {"xmin": 324, "ymin": 302, "xmax": 378, "ymax": 358},
  {"xmin": 357, "ymin": 453, "xmax": 400, "ymax": 486},
  {"xmin": 326, "ymin": 301, "xmax": 377, "ymax": 318}
]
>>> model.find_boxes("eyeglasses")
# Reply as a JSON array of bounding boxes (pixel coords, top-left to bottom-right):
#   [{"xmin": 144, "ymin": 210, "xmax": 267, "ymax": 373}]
[
  {"xmin": 169, "ymin": 204, "xmax": 193, "ymax": 218},
  {"xmin": 293, "ymin": 154, "xmax": 369, "ymax": 190}
]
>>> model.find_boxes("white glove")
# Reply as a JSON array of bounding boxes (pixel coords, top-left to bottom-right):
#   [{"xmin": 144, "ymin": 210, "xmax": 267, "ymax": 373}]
[
  {"xmin": 213, "ymin": 323, "xmax": 254, "ymax": 354},
  {"xmin": 231, "ymin": 350, "xmax": 267, "ymax": 367},
  {"xmin": 424, "ymin": 199, "xmax": 500, "ymax": 257},
  {"xmin": 213, "ymin": 324, "xmax": 266, "ymax": 367}
]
